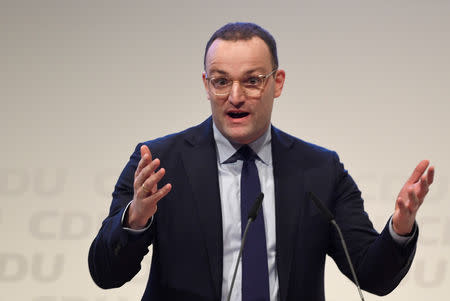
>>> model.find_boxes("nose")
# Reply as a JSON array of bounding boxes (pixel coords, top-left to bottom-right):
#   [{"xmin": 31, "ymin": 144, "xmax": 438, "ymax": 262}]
[{"xmin": 227, "ymin": 81, "xmax": 245, "ymax": 106}]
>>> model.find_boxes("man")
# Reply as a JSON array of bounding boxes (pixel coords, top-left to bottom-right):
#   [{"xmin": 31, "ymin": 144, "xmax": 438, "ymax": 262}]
[{"xmin": 88, "ymin": 23, "xmax": 434, "ymax": 301}]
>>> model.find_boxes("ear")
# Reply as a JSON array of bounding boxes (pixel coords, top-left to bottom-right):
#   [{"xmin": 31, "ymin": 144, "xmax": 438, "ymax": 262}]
[
  {"xmin": 273, "ymin": 69, "xmax": 286, "ymax": 99},
  {"xmin": 202, "ymin": 72, "xmax": 211, "ymax": 100}
]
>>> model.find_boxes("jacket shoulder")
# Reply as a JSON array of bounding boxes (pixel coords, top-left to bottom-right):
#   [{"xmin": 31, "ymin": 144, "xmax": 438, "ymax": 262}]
[
  {"xmin": 136, "ymin": 117, "xmax": 213, "ymax": 158},
  {"xmin": 272, "ymin": 126, "xmax": 339, "ymax": 165}
]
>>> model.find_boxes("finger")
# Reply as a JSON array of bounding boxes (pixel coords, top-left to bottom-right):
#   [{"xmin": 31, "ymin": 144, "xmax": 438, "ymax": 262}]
[
  {"xmin": 135, "ymin": 145, "xmax": 153, "ymax": 177},
  {"xmin": 135, "ymin": 155, "xmax": 148, "ymax": 178},
  {"xmin": 138, "ymin": 183, "xmax": 172, "ymax": 218},
  {"xmin": 138, "ymin": 167, "xmax": 166, "ymax": 199},
  {"xmin": 416, "ymin": 174, "xmax": 429, "ymax": 200},
  {"xmin": 135, "ymin": 161, "xmax": 161, "ymax": 196},
  {"xmin": 142, "ymin": 167, "xmax": 166, "ymax": 193},
  {"xmin": 143, "ymin": 183, "xmax": 172, "ymax": 205},
  {"xmin": 427, "ymin": 165, "xmax": 435, "ymax": 185},
  {"xmin": 136, "ymin": 158, "xmax": 161, "ymax": 189},
  {"xmin": 407, "ymin": 160, "xmax": 430, "ymax": 184},
  {"xmin": 141, "ymin": 144, "xmax": 151, "ymax": 159}
]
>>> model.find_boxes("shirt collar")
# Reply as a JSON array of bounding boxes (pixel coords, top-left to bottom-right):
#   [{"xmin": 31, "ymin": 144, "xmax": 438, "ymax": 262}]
[{"xmin": 213, "ymin": 121, "xmax": 272, "ymax": 165}]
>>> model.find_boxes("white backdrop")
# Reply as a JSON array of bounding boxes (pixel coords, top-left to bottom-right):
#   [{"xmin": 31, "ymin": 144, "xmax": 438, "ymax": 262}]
[{"xmin": 1, "ymin": 0, "xmax": 449, "ymax": 300}]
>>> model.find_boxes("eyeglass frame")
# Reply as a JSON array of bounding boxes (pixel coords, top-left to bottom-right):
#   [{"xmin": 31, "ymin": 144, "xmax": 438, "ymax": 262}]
[{"xmin": 204, "ymin": 68, "xmax": 278, "ymax": 97}]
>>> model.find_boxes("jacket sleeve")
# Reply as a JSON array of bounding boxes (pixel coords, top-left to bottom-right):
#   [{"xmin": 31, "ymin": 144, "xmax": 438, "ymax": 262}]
[
  {"xmin": 88, "ymin": 143, "xmax": 155, "ymax": 289},
  {"xmin": 328, "ymin": 152, "xmax": 418, "ymax": 296}
]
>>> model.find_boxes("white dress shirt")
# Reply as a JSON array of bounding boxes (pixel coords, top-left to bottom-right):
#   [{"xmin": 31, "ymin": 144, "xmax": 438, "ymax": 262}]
[{"xmin": 213, "ymin": 123, "xmax": 279, "ymax": 301}]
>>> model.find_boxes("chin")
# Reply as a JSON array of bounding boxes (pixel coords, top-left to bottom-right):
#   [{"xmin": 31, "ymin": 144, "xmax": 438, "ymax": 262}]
[
  {"xmin": 221, "ymin": 124, "xmax": 258, "ymax": 144},
  {"xmin": 227, "ymin": 133, "xmax": 255, "ymax": 145}
]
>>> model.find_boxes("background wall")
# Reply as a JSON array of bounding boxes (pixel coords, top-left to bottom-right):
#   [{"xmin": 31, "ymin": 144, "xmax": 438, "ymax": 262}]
[{"xmin": 1, "ymin": 0, "xmax": 449, "ymax": 300}]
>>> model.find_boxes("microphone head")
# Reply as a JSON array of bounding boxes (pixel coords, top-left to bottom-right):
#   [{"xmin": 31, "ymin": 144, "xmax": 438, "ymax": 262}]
[
  {"xmin": 309, "ymin": 191, "xmax": 335, "ymax": 222},
  {"xmin": 248, "ymin": 192, "xmax": 264, "ymax": 221}
]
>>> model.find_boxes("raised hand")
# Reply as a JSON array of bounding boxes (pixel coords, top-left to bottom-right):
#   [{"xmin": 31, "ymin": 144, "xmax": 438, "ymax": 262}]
[
  {"xmin": 125, "ymin": 145, "xmax": 172, "ymax": 229},
  {"xmin": 392, "ymin": 160, "xmax": 435, "ymax": 235}
]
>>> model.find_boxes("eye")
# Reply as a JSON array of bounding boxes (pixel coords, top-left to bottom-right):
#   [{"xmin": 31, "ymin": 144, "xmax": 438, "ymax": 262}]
[
  {"xmin": 243, "ymin": 76, "xmax": 262, "ymax": 87},
  {"xmin": 211, "ymin": 77, "xmax": 230, "ymax": 88}
]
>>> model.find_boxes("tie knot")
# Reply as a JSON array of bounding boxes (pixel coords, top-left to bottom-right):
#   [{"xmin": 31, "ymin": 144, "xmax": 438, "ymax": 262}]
[
  {"xmin": 237, "ymin": 145, "xmax": 257, "ymax": 162},
  {"xmin": 223, "ymin": 145, "xmax": 258, "ymax": 164}
]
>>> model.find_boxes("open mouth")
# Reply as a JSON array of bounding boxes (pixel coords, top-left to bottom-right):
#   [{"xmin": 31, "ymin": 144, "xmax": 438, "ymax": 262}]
[{"xmin": 227, "ymin": 112, "xmax": 249, "ymax": 119}]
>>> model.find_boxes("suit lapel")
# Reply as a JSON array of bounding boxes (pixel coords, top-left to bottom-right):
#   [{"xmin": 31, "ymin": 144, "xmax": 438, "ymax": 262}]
[
  {"xmin": 181, "ymin": 118, "xmax": 223, "ymax": 299},
  {"xmin": 272, "ymin": 127, "xmax": 306, "ymax": 301}
]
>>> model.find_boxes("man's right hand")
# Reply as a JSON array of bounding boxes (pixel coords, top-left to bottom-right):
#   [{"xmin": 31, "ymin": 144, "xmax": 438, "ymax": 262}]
[{"xmin": 125, "ymin": 145, "xmax": 172, "ymax": 229}]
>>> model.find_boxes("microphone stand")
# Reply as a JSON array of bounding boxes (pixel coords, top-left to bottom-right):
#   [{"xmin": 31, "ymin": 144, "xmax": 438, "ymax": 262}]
[
  {"xmin": 309, "ymin": 191, "xmax": 365, "ymax": 301},
  {"xmin": 226, "ymin": 192, "xmax": 264, "ymax": 301}
]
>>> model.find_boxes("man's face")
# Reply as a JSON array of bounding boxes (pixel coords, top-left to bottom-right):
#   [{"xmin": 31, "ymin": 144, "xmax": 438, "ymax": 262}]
[{"xmin": 203, "ymin": 37, "xmax": 285, "ymax": 145}]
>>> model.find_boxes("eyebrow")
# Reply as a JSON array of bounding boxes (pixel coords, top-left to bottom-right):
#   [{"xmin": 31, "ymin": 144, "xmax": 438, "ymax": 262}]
[
  {"xmin": 207, "ymin": 67, "xmax": 268, "ymax": 77},
  {"xmin": 208, "ymin": 69, "xmax": 228, "ymax": 76}
]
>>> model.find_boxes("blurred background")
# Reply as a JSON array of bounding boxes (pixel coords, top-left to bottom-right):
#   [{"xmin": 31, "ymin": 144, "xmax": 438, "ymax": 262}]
[{"xmin": 1, "ymin": 0, "xmax": 449, "ymax": 300}]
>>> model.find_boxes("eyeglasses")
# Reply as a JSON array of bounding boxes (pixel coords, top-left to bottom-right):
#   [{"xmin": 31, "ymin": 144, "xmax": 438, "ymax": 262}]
[{"xmin": 205, "ymin": 69, "xmax": 277, "ymax": 97}]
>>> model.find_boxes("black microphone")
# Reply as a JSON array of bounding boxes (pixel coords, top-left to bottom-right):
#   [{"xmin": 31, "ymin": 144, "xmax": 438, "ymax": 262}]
[
  {"xmin": 226, "ymin": 192, "xmax": 264, "ymax": 301},
  {"xmin": 308, "ymin": 192, "xmax": 366, "ymax": 301},
  {"xmin": 248, "ymin": 192, "xmax": 264, "ymax": 221}
]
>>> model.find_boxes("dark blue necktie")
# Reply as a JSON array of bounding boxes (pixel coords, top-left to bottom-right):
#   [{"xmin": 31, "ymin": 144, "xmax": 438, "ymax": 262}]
[{"xmin": 238, "ymin": 145, "xmax": 270, "ymax": 301}]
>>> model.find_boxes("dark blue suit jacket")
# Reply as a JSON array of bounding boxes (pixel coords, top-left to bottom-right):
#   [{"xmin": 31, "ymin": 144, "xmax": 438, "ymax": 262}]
[{"xmin": 88, "ymin": 117, "xmax": 417, "ymax": 301}]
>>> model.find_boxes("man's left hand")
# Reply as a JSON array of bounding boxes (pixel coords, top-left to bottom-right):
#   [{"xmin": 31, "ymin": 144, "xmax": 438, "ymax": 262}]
[{"xmin": 393, "ymin": 160, "xmax": 435, "ymax": 235}]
